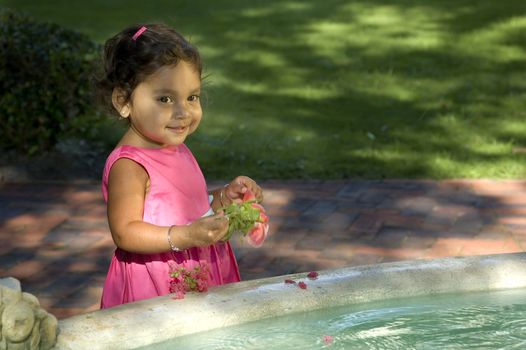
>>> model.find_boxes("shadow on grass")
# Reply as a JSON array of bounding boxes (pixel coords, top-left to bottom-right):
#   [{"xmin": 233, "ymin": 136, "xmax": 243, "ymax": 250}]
[
  {"xmin": 0, "ymin": 0, "xmax": 526, "ymax": 179},
  {"xmin": 1, "ymin": 0, "xmax": 525, "ymax": 180},
  {"xmin": 191, "ymin": 1, "xmax": 526, "ymax": 179}
]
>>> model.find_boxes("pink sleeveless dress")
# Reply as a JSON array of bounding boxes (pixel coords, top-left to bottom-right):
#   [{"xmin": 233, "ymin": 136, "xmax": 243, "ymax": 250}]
[{"xmin": 100, "ymin": 144, "xmax": 240, "ymax": 308}]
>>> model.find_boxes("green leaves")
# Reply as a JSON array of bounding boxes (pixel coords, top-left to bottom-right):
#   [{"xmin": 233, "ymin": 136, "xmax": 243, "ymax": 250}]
[
  {"xmin": 0, "ymin": 9, "xmax": 101, "ymax": 154},
  {"xmin": 220, "ymin": 200, "xmax": 261, "ymax": 241}
]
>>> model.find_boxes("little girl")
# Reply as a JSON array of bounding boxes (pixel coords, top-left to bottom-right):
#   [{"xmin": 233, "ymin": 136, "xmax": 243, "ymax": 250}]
[{"xmin": 95, "ymin": 23, "xmax": 263, "ymax": 308}]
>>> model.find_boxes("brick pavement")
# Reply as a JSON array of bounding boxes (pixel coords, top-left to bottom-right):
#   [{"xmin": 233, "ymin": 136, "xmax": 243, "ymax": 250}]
[{"xmin": 1, "ymin": 179, "xmax": 525, "ymax": 319}]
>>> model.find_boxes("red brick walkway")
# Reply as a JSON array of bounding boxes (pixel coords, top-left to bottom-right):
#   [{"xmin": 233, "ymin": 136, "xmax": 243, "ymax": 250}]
[{"xmin": 1, "ymin": 180, "xmax": 525, "ymax": 319}]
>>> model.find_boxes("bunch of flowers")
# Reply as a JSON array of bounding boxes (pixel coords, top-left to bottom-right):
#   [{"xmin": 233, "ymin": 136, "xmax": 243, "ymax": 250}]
[
  {"xmin": 221, "ymin": 191, "xmax": 269, "ymax": 247},
  {"xmin": 169, "ymin": 260, "xmax": 210, "ymax": 299}
]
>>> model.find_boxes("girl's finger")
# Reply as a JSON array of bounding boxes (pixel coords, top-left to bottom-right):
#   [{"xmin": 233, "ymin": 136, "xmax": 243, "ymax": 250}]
[
  {"xmin": 234, "ymin": 179, "xmax": 249, "ymax": 193},
  {"xmin": 236, "ymin": 176, "xmax": 254, "ymax": 191},
  {"xmin": 212, "ymin": 214, "xmax": 229, "ymax": 224}
]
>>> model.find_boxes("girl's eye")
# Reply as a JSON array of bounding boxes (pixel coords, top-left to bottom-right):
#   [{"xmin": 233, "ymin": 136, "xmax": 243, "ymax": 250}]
[
  {"xmin": 159, "ymin": 96, "xmax": 173, "ymax": 103},
  {"xmin": 188, "ymin": 95, "xmax": 200, "ymax": 102}
]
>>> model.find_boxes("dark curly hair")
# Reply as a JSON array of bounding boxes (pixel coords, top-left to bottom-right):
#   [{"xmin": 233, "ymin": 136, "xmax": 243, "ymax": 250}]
[{"xmin": 95, "ymin": 23, "xmax": 202, "ymax": 117}]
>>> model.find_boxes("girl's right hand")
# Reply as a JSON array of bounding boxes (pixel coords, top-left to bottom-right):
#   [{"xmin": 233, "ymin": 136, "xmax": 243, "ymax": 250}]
[{"xmin": 187, "ymin": 214, "xmax": 229, "ymax": 247}]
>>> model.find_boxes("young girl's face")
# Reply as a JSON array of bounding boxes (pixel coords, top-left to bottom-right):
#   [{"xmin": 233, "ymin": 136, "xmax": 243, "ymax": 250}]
[{"xmin": 123, "ymin": 61, "xmax": 202, "ymax": 148}]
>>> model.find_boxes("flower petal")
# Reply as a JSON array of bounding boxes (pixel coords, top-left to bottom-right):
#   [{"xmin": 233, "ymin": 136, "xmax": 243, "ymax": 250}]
[
  {"xmin": 169, "ymin": 261, "xmax": 210, "ymax": 294},
  {"xmin": 298, "ymin": 281, "xmax": 307, "ymax": 289},
  {"xmin": 323, "ymin": 335, "xmax": 334, "ymax": 345},
  {"xmin": 251, "ymin": 202, "xmax": 266, "ymax": 212},
  {"xmin": 307, "ymin": 271, "xmax": 319, "ymax": 280},
  {"xmin": 258, "ymin": 210, "xmax": 269, "ymax": 223},
  {"xmin": 246, "ymin": 222, "xmax": 266, "ymax": 247},
  {"xmin": 171, "ymin": 291, "xmax": 185, "ymax": 300},
  {"xmin": 243, "ymin": 190, "xmax": 256, "ymax": 202}
]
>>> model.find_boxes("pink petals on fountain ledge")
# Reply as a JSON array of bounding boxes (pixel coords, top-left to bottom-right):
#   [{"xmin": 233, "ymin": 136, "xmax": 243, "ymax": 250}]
[
  {"xmin": 307, "ymin": 271, "xmax": 319, "ymax": 280},
  {"xmin": 284, "ymin": 271, "xmax": 318, "ymax": 290}
]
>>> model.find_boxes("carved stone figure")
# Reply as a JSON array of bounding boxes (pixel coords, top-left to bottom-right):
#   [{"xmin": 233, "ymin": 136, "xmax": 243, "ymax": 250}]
[{"xmin": 0, "ymin": 278, "xmax": 57, "ymax": 350}]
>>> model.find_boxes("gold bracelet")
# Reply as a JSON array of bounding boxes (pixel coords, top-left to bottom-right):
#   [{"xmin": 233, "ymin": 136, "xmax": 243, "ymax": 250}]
[{"xmin": 167, "ymin": 225, "xmax": 182, "ymax": 252}]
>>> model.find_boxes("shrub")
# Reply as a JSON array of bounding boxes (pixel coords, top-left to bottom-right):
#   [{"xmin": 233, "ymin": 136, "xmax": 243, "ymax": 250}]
[{"xmin": 0, "ymin": 8, "xmax": 101, "ymax": 155}]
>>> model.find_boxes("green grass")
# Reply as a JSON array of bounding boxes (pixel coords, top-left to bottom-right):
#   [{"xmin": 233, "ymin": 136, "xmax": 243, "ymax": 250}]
[{"xmin": 2, "ymin": 0, "xmax": 526, "ymax": 180}]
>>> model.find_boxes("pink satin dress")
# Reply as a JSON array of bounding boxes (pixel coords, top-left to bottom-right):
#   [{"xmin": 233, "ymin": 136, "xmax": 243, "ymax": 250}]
[{"xmin": 100, "ymin": 144, "xmax": 240, "ymax": 309}]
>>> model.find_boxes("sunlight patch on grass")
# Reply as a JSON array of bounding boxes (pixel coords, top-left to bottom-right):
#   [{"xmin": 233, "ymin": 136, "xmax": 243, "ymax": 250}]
[
  {"xmin": 428, "ymin": 153, "xmax": 459, "ymax": 177},
  {"xmin": 240, "ymin": 1, "xmax": 309, "ymax": 18},
  {"xmin": 345, "ymin": 4, "xmax": 445, "ymax": 47},
  {"xmin": 498, "ymin": 120, "xmax": 526, "ymax": 137},
  {"xmin": 300, "ymin": 22, "xmax": 356, "ymax": 63},
  {"xmin": 274, "ymin": 86, "xmax": 339, "ymax": 100},
  {"xmin": 351, "ymin": 72, "xmax": 419, "ymax": 102},
  {"xmin": 232, "ymin": 50, "xmax": 288, "ymax": 68},
  {"xmin": 227, "ymin": 81, "xmax": 269, "ymax": 95},
  {"xmin": 455, "ymin": 16, "xmax": 526, "ymax": 62}
]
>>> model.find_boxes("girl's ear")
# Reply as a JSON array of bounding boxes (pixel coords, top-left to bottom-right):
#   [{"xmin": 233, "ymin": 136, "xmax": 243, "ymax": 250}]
[{"xmin": 112, "ymin": 88, "xmax": 130, "ymax": 118}]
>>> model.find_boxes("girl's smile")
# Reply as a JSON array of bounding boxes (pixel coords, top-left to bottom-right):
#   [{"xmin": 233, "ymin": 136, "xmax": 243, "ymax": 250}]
[{"xmin": 167, "ymin": 125, "xmax": 189, "ymax": 134}]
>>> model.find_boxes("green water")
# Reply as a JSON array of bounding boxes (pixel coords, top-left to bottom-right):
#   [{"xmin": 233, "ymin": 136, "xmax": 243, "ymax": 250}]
[{"xmin": 143, "ymin": 288, "xmax": 526, "ymax": 349}]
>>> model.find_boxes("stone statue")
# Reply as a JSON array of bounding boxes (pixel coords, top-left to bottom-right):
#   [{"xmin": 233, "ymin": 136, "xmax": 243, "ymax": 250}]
[{"xmin": 0, "ymin": 278, "xmax": 57, "ymax": 350}]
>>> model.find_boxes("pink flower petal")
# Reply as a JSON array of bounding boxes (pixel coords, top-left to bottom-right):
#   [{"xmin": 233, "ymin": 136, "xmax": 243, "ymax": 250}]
[
  {"xmin": 323, "ymin": 335, "xmax": 334, "ymax": 345},
  {"xmin": 246, "ymin": 222, "xmax": 267, "ymax": 247},
  {"xmin": 258, "ymin": 210, "xmax": 269, "ymax": 223},
  {"xmin": 171, "ymin": 291, "xmax": 185, "ymax": 300},
  {"xmin": 251, "ymin": 202, "xmax": 265, "ymax": 211},
  {"xmin": 307, "ymin": 271, "xmax": 319, "ymax": 280},
  {"xmin": 298, "ymin": 281, "xmax": 307, "ymax": 289},
  {"xmin": 169, "ymin": 261, "xmax": 210, "ymax": 294},
  {"xmin": 284, "ymin": 279, "xmax": 296, "ymax": 284},
  {"xmin": 243, "ymin": 190, "xmax": 256, "ymax": 202}
]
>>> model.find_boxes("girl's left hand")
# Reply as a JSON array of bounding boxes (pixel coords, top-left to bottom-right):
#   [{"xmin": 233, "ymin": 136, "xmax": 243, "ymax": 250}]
[{"xmin": 224, "ymin": 176, "xmax": 263, "ymax": 204}]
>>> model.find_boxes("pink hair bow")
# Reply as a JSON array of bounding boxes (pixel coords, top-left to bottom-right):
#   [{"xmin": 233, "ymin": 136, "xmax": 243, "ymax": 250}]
[{"xmin": 132, "ymin": 26, "xmax": 147, "ymax": 41}]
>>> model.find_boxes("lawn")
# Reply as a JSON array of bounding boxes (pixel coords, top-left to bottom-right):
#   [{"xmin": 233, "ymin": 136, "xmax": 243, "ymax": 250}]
[{"xmin": 2, "ymin": 0, "xmax": 526, "ymax": 180}]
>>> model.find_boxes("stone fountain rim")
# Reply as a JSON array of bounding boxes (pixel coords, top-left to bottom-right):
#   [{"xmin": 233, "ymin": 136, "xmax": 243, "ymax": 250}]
[{"xmin": 55, "ymin": 253, "xmax": 526, "ymax": 349}]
